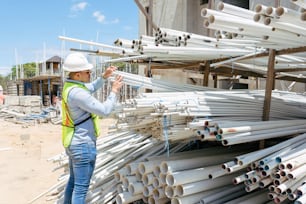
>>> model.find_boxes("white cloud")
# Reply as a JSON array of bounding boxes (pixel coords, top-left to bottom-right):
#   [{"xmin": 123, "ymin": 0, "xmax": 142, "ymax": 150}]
[
  {"xmin": 92, "ymin": 11, "xmax": 119, "ymax": 24},
  {"xmin": 71, "ymin": 2, "xmax": 88, "ymax": 12},
  {"xmin": 93, "ymin": 11, "xmax": 105, "ymax": 23}
]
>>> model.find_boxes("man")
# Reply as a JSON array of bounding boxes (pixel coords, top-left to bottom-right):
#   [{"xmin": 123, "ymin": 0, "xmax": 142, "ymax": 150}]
[{"xmin": 61, "ymin": 52, "xmax": 123, "ymax": 203}]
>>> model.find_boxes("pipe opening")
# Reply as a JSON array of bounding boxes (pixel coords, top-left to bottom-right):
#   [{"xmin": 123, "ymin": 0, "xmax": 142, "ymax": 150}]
[
  {"xmin": 301, "ymin": 12, "xmax": 306, "ymax": 21},
  {"xmin": 153, "ymin": 166, "xmax": 161, "ymax": 177},
  {"xmin": 143, "ymin": 186, "xmax": 151, "ymax": 197},
  {"xmin": 287, "ymin": 173, "xmax": 294, "ymax": 179},
  {"xmin": 128, "ymin": 184, "xmax": 135, "ymax": 194},
  {"xmin": 153, "ymin": 177, "xmax": 160, "ymax": 188},
  {"xmin": 267, "ymin": 192, "xmax": 275, "ymax": 200},
  {"xmin": 142, "ymin": 174, "xmax": 149, "ymax": 185},
  {"xmin": 275, "ymin": 7, "xmax": 284, "ymax": 17},
  {"xmin": 175, "ymin": 185, "xmax": 184, "ymax": 197},
  {"xmin": 139, "ymin": 163, "xmax": 146, "ymax": 174},
  {"xmin": 165, "ymin": 185, "xmax": 174, "ymax": 198},
  {"xmin": 152, "ymin": 189, "xmax": 159, "ymax": 199},
  {"xmin": 166, "ymin": 174, "xmax": 174, "ymax": 186},
  {"xmin": 114, "ymin": 172, "xmax": 121, "ymax": 182},
  {"xmin": 217, "ymin": 2, "xmax": 224, "ymax": 11},
  {"xmin": 253, "ymin": 14, "xmax": 261, "ymax": 22},
  {"xmin": 171, "ymin": 198, "xmax": 180, "ymax": 204},
  {"xmin": 255, "ymin": 4, "xmax": 263, "ymax": 13},
  {"xmin": 115, "ymin": 195, "xmax": 123, "ymax": 204},
  {"xmin": 264, "ymin": 17, "xmax": 271, "ymax": 25},
  {"xmin": 208, "ymin": 15, "xmax": 215, "ymax": 24},
  {"xmin": 266, "ymin": 7, "xmax": 274, "ymax": 15},
  {"xmin": 286, "ymin": 163, "xmax": 293, "ymax": 170},
  {"xmin": 160, "ymin": 162, "xmax": 169, "ymax": 174}
]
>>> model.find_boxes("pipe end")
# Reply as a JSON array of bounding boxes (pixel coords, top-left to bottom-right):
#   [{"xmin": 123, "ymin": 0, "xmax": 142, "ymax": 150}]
[
  {"xmin": 266, "ymin": 7, "xmax": 274, "ymax": 16},
  {"xmin": 217, "ymin": 2, "xmax": 224, "ymax": 11},
  {"xmin": 275, "ymin": 7, "xmax": 284, "ymax": 17},
  {"xmin": 301, "ymin": 12, "xmax": 306, "ymax": 21},
  {"xmin": 255, "ymin": 4, "xmax": 263, "ymax": 13}
]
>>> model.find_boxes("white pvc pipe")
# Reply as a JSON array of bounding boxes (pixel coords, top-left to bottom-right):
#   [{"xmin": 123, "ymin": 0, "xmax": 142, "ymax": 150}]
[
  {"xmin": 255, "ymin": 4, "xmax": 271, "ymax": 15},
  {"xmin": 287, "ymin": 164, "xmax": 306, "ymax": 179},
  {"xmin": 165, "ymin": 165, "xmax": 220, "ymax": 186},
  {"xmin": 275, "ymin": 175, "xmax": 306, "ymax": 194},
  {"xmin": 128, "ymin": 182, "xmax": 144, "ymax": 195},
  {"xmin": 152, "ymin": 186, "xmax": 166, "ymax": 200},
  {"xmin": 297, "ymin": 183, "xmax": 306, "ymax": 196},
  {"xmin": 295, "ymin": 193, "xmax": 306, "ymax": 204},
  {"xmin": 143, "ymin": 185, "xmax": 154, "ymax": 197},
  {"xmin": 58, "ymin": 35, "xmax": 125, "ymax": 51},
  {"xmin": 122, "ymin": 175, "xmax": 138, "ymax": 188},
  {"xmin": 175, "ymin": 174, "xmax": 237, "ymax": 197},
  {"xmin": 217, "ymin": 2, "xmax": 256, "ymax": 19},
  {"xmin": 160, "ymin": 153, "xmax": 240, "ymax": 173},
  {"xmin": 171, "ymin": 188, "xmax": 222, "ymax": 204},
  {"xmin": 200, "ymin": 184, "xmax": 244, "ymax": 204},
  {"xmin": 115, "ymin": 192, "xmax": 143, "ymax": 204},
  {"xmin": 142, "ymin": 173, "xmax": 155, "ymax": 186},
  {"xmin": 283, "ymin": 153, "xmax": 306, "ymax": 170}
]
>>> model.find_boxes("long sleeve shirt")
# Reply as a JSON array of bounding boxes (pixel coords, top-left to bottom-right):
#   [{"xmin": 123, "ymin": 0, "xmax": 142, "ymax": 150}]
[{"xmin": 65, "ymin": 77, "xmax": 117, "ymax": 146}]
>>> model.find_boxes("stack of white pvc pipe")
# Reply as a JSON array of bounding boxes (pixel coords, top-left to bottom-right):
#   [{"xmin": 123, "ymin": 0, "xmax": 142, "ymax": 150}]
[
  {"xmin": 41, "ymin": 99, "xmax": 306, "ymax": 204},
  {"xmin": 202, "ymin": 1, "xmax": 306, "ymax": 51},
  {"xmin": 114, "ymin": 145, "xmax": 256, "ymax": 204},
  {"xmin": 112, "ymin": 70, "xmax": 217, "ymax": 92},
  {"xmin": 214, "ymin": 119, "xmax": 306, "ymax": 146},
  {"xmin": 229, "ymin": 133, "xmax": 306, "ymax": 204},
  {"xmin": 38, "ymin": 130, "xmax": 186, "ymax": 204},
  {"xmin": 116, "ymin": 85, "xmax": 306, "ymax": 142}
]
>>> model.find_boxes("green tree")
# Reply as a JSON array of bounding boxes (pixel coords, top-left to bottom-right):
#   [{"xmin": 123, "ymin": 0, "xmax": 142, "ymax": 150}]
[
  {"xmin": 11, "ymin": 62, "xmax": 36, "ymax": 79},
  {"xmin": 0, "ymin": 74, "xmax": 9, "ymax": 92}
]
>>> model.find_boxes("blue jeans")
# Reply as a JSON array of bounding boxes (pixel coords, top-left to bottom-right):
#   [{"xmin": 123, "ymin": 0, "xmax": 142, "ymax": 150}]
[{"xmin": 63, "ymin": 142, "xmax": 97, "ymax": 204}]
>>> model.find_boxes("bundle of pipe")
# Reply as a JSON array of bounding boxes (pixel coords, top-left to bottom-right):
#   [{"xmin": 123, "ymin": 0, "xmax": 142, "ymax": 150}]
[
  {"xmin": 42, "ymin": 97, "xmax": 306, "ymax": 204},
  {"xmin": 113, "ymin": 70, "xmax": 217, "ymax": 92},
  {"xmin": 140, "ymin": 43, "xmax": 254, "ymax": 61},
  {"xmin": 114, "ymin": 145, "xmax": 260, "ymax": 204},
  {"xmin": 253, "ymin": 4, "xmax": 306, "ymax": 40},
  {"xmin": 214, "ymin": 119, "xmax": 306, "ymax": 146},
  {"xmin": 115, "ymin": 90, "xmax": 306, "ymax": 146},
  {"xmin": 155, "ymin": 27, "xmax": 188, "ymax": 47},
  {"xmin": 113, "ymin": 38, "xmax": 134, "ymax": 49},
  {"xmin": 36, "ymin": 130, "xmax": 190, "ymax": 204},
  {"xmin": 202, "ymin": 2, "xmax": 306, "ymax": 50},
  {"xmin": 130, "ymin": 35, "xmax": 156, "ymax": 52},
  {"xmin": 229, "ymin": 133, "xmax": 306, "ymax": 203}
]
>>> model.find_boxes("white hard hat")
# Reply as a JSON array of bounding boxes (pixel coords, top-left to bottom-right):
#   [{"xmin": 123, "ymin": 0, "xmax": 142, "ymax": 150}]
[{"xmin": 63, "ymin": 52, "xmax": 93, "ymax": 72}]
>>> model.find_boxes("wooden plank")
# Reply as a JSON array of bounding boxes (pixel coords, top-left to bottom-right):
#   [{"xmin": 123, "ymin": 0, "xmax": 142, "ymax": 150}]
[
  {"xmin": 261, "ymin": 49, "xmax": 276, "ymax": 149},
  {"xmin": 203, "ymin": 61, "xmax": 210, "ymax": 87}
]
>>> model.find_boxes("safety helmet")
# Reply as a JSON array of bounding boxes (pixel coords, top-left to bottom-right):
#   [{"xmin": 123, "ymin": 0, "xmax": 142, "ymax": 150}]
[{"xmin": 63, "ymin": 52, "xmax": 93, "ymax": 72}]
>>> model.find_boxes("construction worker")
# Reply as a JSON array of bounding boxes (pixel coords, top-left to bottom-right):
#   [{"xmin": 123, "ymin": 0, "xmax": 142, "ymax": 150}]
[{"xmin": 61, "ymin": 52, "xmax": 123, "ymax": 204}]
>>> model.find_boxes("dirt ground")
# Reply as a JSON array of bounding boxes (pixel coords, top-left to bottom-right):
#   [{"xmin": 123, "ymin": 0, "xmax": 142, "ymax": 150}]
[
  {"xmin": 0, "ymin": 117, "xmax": 114, "ymax": 204},
  {"xmin": 0, "ymin": 118, "xmax": 63, "ymax": 204}
]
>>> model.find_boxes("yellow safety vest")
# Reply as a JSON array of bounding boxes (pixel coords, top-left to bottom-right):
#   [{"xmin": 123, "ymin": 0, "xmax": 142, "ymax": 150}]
[{"xmin": 61, "ymin": 81, "xmax": 101, "ymax": 147}]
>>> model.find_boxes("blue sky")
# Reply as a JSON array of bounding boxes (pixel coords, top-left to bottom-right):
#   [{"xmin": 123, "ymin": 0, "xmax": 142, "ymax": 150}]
[{"xmin": 0, "ymin": 0, "xmax": 139, "ymax": 76}]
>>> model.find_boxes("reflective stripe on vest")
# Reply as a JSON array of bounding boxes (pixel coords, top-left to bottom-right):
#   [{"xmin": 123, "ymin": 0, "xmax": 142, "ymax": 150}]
[{"xmin": 61, "ymin": 82, "xmax": 101, "ymax": 147}]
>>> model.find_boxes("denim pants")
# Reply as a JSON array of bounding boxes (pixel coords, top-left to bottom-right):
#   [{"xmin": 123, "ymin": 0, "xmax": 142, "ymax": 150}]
[{"xmin": 63, "ymin": 142, "xmax": 97, "ymax": 204}]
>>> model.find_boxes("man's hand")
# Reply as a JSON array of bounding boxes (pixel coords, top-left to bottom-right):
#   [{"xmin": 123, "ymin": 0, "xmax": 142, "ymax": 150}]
[
  {"xmin": 111, "ymin": 75, "xmax": 123, "ymax": 94},
  {"xmin": 102, "ymin": 66, "xmax": 117, "ymax": 79}
]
